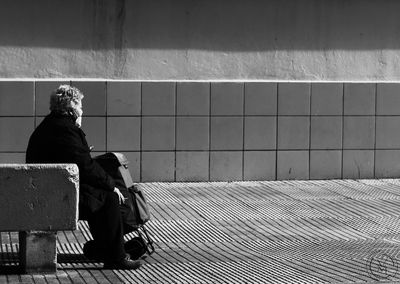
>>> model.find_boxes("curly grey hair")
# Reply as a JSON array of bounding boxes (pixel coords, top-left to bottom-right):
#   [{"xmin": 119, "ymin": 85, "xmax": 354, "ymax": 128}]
[{"xmin": 49, "ymin": 85, "xmax": 84, "ymax": 114}]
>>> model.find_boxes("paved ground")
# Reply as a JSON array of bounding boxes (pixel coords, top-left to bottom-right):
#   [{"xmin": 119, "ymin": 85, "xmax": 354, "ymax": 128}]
[{"xmin": 2, "ymin": 179, "xmax": 400, "ymax": 283}]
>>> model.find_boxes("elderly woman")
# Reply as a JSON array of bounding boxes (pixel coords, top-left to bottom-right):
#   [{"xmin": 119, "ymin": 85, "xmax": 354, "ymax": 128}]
[{"xmin": 26, "ymin": 85, "xmax": 141, "ymax": 270}]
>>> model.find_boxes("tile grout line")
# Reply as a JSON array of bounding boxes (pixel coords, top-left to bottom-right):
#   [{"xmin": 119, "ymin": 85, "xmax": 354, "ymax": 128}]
[
  {"xmin": 341, "ymin": 83, "xmax": 345, "ymax": 179},
  {"xmin": 131, "ymin": 148, "xmax": 400, "ymax": 152},
  {"xmin": 104, "ymin": 114, "xmax": 400, "ymax": 117},
  {"xmin": 105, "ymin": 82, "xmax": 108, "ymax": 152},
  {"xmin": 174, "ymin": 82, "xmax": 177, "ymax": 182},
  {"xmin": 3, "ymin": 113, "xmax": 395, "ymax": 118},
  {"xmin": 208, "ymin": 83, "xmax": 212, "ymax": 181},
  {"xmin": 374, "ymin": 83, "xmax": 377, "ymax": 178},
  {"xmin": 140, "ymin": 82, "xmax": 143, "ymax": 182},
  {"xmin": 309, "ymin": 83, "xmax": 312, "ymax": 180},
  {"xmin": 275, "ymin": 83, "xmax": 279, "ymax": 181},
  {"xmin": 17, "ymin": 114, "xmax": 400, "ymax": 118},
  {"xmin": 242, "ymin": 83, "xmax": 246, "ymax": 181}
]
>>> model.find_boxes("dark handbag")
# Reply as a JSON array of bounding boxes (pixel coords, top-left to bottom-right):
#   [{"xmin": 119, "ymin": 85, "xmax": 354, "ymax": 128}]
[
  {"xmin": 120, "ymin": 185, "xmax": 151, "ymax": 228},
  {"xmin": 94, "ymin": 152, "xmax": 155, "ymax": 256},
  {"xmin": 94, "ymin": 152, "xmax": 150, "ymax": 230},
  {"xmin": 119, "ymin": 185, "xmax": 154, "ymax": 255},
  {"xmin": 94, "ymin": 152, "xmax": 134, "ymax": 189}
]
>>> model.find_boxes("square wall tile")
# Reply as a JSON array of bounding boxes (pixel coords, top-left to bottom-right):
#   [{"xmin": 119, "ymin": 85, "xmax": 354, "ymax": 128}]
[
  {"xmin": 277, "ymin": 151, "xmax": 309, "ymax": 180},
  {"xmin": 244, "ymin": 151, "xmax": 276, "ymax": 181},
  {"xmin": 0, "ymin": 117, "xmax": 34, "ymax": 151},
  {"xmin": 245, "ymin": 82, "xmax": 277, "ymax": 115},
  {"xmin": 35, "ymin": 81, "xmax": 69, "ymax": 115},
  {"xmin": 375, "ymin": 150, "xmax": 400, "ymax": 178},
  {"xmin": 343, "ymin": 116, "xmax": 375, "ymax": 149},
  {"xmin": 343, "ymin": 150, "xmax": 374, "ymax": 179},
  {"xmin": 278, "ymin": 83, "xmax": 310, "ymax": 115},
  {"xmin": 278, "ymin": 117, "xmax": 309, "ymax": 150},
  {"xmin": 80, "ymin": 117, "xmax": 106, "ymax": 151},
  {"xmin": 244, "ymin": 117, "xmax": 276, "ymax": 150},
  {"xmin": 311, "ymin": 83, "xmax": 343, "ymax": 115},
  {"xmin": 176, "ymin": 152, "xmax": 209, "ymax": 181},
  {"xmin": 0, "ymin": 153, "xmax": 26, "ymax": 163},
  {"xmin": 177, "ymin": 82, "xmax": 210, "ymax": 115},
  {"xmin": 142, "ymin": 82, "xmax": 175, "ymax": 115},
  {"xmin": 376, "ymin": 117, "xmax": 400, "ymax": 149},
  {"xmin": 107, "ymin": 117, "xmax": 140, "ymax": 151},
  {"xmin": 210, "ymin": 117, "xmax": 243, "ymax": 150},
  {"xmin": 310, "ymin": 117, "xmax": 342, "ymax": 150},
  {"xmin": 141, "ymin": 152, "xmax": 175, "ymax": 182},
  {"xmin": 377, "ymin": 83, "xmax": 400, "ymax": 115},
  {"xmin": 176, "ymin": 117, "xmax": 209, "ymax": 150},
  {"xmin": 142, "ymin": 117, "xmax": 175, "ymax": 151},
  {"xmin": 211, "ymin": 82, "xmax": 244, "ymax": 115},
  {"xmin": 310, "ymin": 150, "xmax": 342, "ymax": 179},
  {"xmin": 0, "ymin": 81, "xmax": 34, "ymax": 116},
  {"xmin": 210, "ymin": 151, "xmax": 242, "ymax": 181},
  {"xmin": 107, "ymin": 81, "xmax": 141, "ymax": 115},
  {"xmin": 119, "ymin": 152, "xmax": 140, "ymax": 182},
  {"xmin": 344, "ymin": 83, "xmax": 375, "ymax": 115},
  {"xmin": 71, "ymin": 81, "xmax": 106, "ymax": 116}
]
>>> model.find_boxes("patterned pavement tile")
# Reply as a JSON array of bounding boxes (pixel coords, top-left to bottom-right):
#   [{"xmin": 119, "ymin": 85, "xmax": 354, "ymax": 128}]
[{"xmin": 2, "ymin": 180, "xmax": 400, "ymax": 283}]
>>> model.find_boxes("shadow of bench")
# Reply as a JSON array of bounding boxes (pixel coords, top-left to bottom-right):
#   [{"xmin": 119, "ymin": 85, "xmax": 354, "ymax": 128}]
[{"xmin": 0, "ymin": 164, "xmax": 79, "ymax": 273}]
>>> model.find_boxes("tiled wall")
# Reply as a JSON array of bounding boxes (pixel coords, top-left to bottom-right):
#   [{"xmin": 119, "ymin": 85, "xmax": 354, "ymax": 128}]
[{"xmin": 1, "ymin": 81, "xmax": 400, "ymax": 181}]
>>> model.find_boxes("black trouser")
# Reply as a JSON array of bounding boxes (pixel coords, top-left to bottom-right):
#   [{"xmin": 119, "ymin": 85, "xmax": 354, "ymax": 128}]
[{"xmin": 87, "ymin": 191, "xmax": 126, "ymax": 263}]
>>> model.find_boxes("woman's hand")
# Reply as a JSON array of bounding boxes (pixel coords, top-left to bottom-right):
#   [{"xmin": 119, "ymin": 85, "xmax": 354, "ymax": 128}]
[{"xmin": 113, "ymin": 187, "xmax": 127, "ymax": 204}]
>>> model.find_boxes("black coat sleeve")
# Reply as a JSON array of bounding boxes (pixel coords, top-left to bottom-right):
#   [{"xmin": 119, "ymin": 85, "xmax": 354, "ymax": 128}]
[{"xmin": 54, "ymin": 125, "xmax": 115, "ymax": 192}]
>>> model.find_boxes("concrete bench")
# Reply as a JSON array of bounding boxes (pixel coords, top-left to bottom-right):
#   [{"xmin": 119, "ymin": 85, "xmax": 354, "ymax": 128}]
[{"xmin": 0, "ymin": 164, "xmax": 79, "ymax": 273}]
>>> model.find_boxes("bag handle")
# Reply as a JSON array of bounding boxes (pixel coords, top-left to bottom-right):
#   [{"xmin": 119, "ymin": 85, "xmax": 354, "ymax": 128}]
[{"xmin": 137, "ymin": 225, "xmax": 155, "ymax": 255}]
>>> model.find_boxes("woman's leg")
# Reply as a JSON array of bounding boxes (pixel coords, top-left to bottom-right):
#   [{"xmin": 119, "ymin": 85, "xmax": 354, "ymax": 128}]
[{"xmin": 87, "ymin": 191, "xmax": 126, "ymax": 262}]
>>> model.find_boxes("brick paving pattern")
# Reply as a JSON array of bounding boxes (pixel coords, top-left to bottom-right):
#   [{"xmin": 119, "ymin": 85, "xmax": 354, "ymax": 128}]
[{"xmin": 2, "ymin": 180, "xmax": 400, "ymax": 283}]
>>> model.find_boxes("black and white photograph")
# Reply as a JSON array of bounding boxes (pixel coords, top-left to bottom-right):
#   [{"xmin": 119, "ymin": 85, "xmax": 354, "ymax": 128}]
[{"xmin": 1, "ymin": 1, "xmax": 400, "ymax": 283}]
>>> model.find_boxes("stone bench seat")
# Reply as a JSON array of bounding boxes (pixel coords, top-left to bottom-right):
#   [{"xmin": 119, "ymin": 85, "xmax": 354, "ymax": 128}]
[{"xmin": 0, "ymin": 164, "xmax": 79, "ymax": 273}]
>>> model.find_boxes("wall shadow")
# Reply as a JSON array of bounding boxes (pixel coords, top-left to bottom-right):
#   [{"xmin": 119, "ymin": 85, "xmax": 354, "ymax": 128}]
[{"xmin": 1, "ymin": 0, "xmax": 400, "ymax": 51}]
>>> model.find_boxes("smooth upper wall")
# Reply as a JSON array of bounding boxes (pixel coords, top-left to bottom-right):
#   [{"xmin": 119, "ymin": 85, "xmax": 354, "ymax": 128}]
[{"xmin": 1, "ymin": 0, "xmax": 400, "ymax": 80}]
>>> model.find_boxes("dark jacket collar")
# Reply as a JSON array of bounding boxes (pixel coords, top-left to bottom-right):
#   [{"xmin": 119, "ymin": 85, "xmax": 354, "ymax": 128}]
[{"xmin": 48, "ymin": 111, "xmax": 76, "ymax": 125}]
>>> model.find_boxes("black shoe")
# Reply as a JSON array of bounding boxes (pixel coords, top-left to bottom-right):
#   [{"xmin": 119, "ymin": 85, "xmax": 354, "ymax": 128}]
[
  {"xmin": 103, "ymin": 255, "xmax": 142, "ymax": 270},
  {"xmin": 83, "ymin": 240, "xmax": 104, "ymax": 261}
]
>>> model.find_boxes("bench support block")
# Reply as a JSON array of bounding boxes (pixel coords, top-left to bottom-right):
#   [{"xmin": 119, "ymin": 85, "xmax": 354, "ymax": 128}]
[{"xmin": 19, "ymin": 231, "xmax": 57, "ymax": 273}]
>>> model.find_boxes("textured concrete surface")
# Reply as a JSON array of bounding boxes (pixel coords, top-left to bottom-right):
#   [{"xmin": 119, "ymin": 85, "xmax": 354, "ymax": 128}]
[
  {"xmin": 19, "ymin": 232, "xmax": 57, "ymax": 273},
  {"xmin": 0, "ymin": 164, "xmax": 79, "ymax": 231},
  {"xmin": 1, "ymin": 1, "xmax": 400, "ymax": 80},
  {"xmin": 2, "ymin": 180, "xmax": 400, "ymax": 283}
]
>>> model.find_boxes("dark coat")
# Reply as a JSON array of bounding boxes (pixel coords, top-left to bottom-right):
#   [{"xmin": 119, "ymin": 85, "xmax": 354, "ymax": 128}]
[{"xmin": 26, "ymin": 112, "xmax": 115, "ymax": 219}]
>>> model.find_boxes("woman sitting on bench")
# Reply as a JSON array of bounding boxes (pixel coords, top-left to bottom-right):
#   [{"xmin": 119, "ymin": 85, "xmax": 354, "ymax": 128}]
[{"xmin": 26, "ymin": 85, "xmax": 141, "ymax": 270}]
